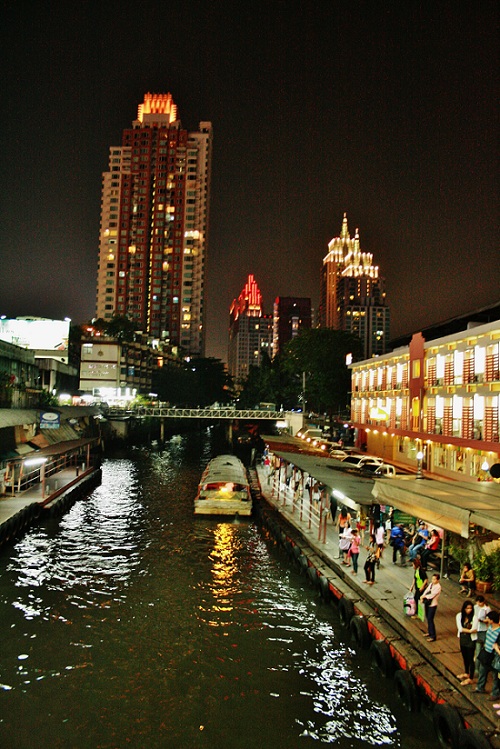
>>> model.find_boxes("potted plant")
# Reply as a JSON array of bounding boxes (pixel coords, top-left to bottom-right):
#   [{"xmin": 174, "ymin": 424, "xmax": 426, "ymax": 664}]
[{"xmin": 474, "ymin": 552, "xmax": 494, "ymax": 593}]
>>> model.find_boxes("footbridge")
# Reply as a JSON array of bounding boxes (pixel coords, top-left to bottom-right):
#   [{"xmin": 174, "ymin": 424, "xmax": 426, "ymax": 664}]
[{"xmin": 106, "ymin": 407, "xmax": 304, "ymax": 436}]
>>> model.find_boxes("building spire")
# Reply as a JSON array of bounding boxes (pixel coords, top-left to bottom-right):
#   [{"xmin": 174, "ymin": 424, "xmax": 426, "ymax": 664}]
[{"xmin": 341, "ymin": 212, "xmax": 349, "ymax": 239}]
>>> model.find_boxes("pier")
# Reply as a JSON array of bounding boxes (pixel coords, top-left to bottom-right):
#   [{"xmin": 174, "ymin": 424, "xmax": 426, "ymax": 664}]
[{"xmin": 255, "ymin": 440, "xmax": 500, "ymax": 749}]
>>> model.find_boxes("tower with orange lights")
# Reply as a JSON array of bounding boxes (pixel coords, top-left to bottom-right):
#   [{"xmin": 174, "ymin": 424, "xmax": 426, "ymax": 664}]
[
  {"xmin": 96, "ymin": 93, "xmax": 212, "ymax": 356},
  {"xmin": 319, "ymin": 214, "xmax": 390, "ymax": 358}
]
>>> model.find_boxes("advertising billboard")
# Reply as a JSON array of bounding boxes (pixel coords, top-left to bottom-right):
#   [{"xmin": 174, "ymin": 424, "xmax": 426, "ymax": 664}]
[{"xmin": 0, "ymin": 318, "xmax": 70, "ymax": 351}]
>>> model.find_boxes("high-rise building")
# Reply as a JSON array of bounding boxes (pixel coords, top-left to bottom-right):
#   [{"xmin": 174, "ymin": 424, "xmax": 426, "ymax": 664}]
[
  {"xmin": 319, "ymin": 213, "xmax": 390, "ymax": 358},
  {"xmin": 272, "ymin": 297, "xmax": 312, "ymax": 356},
  {"xmin": 228, "ymin": 275, "xmax": 273, "ymax": 385},
  {"xmin": 96, "ymin": 93, "xmax": 212, "ymax": 357}
]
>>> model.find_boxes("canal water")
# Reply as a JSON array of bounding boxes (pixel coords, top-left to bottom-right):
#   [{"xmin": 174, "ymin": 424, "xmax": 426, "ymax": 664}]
[{"xmin": 0, "ymin": 430, "xmax": 442, "ymax": 748}]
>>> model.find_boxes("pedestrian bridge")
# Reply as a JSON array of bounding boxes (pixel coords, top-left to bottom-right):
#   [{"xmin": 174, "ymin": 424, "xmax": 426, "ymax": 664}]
[{"xmin": 106, "ymin": 407, "xmax": 303, "ymax": 433}]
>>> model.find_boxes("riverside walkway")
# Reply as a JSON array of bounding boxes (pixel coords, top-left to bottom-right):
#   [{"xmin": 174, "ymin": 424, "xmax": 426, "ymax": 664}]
[{"xmin": 255, "ymin": 451, "xmax": 500, "ymax": 748}]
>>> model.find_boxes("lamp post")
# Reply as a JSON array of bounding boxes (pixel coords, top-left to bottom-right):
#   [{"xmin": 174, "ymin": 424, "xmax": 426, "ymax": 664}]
[
  {"xmin": 481, "ymin": 460, "xmax": 490, "ymax": 481},
  {"xmin": 416, "ymin": 450, "xmax": 424, "ymax": 479}
]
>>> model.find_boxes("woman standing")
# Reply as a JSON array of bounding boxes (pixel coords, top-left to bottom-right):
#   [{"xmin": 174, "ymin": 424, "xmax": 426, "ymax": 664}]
[
  {"xmin": 456, "ymin": 599, "xmax": 478, "ymax": 685},
  {"xmin": 421, "ymin": 573, "xmax": 442, "ymax": 642},
  {"xmin": 350, "ymin": 529, "xmax": 361, "ymax": 575},
  {"xmin": 363, "ymin": 534, "xmax": 379, "ymax": 585}
]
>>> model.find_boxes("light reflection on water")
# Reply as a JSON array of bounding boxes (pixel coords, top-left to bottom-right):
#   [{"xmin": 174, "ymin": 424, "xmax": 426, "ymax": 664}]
[{"xmin": 0, "ymin": 433, "xmax": 440, "ymax": 748}]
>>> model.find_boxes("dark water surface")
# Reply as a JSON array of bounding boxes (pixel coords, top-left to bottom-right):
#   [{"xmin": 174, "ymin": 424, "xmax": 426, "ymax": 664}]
[{"xmin": 0, "ymin": 431, "xmax": 441, "ymax": 748}]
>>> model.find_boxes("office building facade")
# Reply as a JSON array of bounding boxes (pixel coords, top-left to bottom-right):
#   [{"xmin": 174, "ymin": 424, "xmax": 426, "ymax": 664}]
[{"xmin": 96, "ymin": 93, "xmax": 212, "ymax": 357}]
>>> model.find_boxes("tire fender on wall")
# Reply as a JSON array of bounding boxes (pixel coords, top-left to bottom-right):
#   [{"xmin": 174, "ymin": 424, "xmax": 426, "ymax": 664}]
[
  {"xmin": 350, "ymin": 616, "xmax": 371, "ymax": 649},
  {"xmin": 433, "ymin": 704, "xmax": 463, "ymax": 749},
  {"xmin": 339, "ymin": 596, "xmax": 355, "ymax": 626},
  {"xmin": 458, "ymin": 728, "xmax": 493, "ymax": 749},
  {"xmin": 370, "ymin": 639, "xmax": 394, "ymax": 677},
  {"xmin": 394, "ymin": 669, "xmax": 420, "ymax": 712}
]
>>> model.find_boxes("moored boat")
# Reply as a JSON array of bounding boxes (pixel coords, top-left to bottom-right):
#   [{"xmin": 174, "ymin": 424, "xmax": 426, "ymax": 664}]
[{"xmin": 194, "ymin": 455, "xmax": 252, "ymax": 516}]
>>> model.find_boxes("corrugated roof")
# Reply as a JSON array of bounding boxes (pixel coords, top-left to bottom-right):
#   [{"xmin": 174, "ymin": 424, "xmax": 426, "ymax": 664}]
[{"xmin": 0, "ymin": 410, "xmax": 39, "ymax": 428}]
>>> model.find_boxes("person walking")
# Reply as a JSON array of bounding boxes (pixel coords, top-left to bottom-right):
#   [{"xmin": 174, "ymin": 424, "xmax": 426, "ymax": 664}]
[
  {"xmin": 349, "ymin": 529, "xmax": 360, "ymax": 575},
  {"xmin": 363, "ymin": 534, "xmax": 379, "ymax": 585},
  {"xmin": 455, "ymin": 599, "xmax": 478, "ymax": 685},
  {"xmin": 339, "ymin": 524, "xmax": 353, "ymax": 566},
  {"xmin": 421, "ymin": 573, "xmax": 442, "ymax": 642},
  {"xmin": 390, "ymin": 524, "xmax": 407, "ymax": 567},
  {"xmin": 474, "ymin": 610, "xmax": 500, "ymax": 699},
  {"xmin": 375, "ymin": 523, "xmax": 385, "ymax": 565}
]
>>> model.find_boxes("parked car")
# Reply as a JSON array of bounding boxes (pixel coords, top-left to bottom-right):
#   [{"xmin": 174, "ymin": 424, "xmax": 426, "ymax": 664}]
[
  {"xmin": 329, "ymin": 446, "xmax": 349, "ymax": 460},
  {"xmin": 341, "ymin": 455, "xmax": 384, "ymax": 469}
]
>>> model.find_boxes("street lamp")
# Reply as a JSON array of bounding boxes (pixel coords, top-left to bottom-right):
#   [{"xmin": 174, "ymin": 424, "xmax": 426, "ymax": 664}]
[
  {"xmin": 481, "ymin": 460, "xmax": 490, "ymax": 481},
  {"xmin": 416, "ymin": 450, "xmax": 424, "ymax": 479}
]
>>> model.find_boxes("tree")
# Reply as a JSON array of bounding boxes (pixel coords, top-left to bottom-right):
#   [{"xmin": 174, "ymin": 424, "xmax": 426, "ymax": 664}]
[
  {"xmin": 153, "ymin": 357, "xmax": 233, "ymax": 407},
  {"xmin": 281, "ymin": 329, "xmax": 363, "ymax": 414}
]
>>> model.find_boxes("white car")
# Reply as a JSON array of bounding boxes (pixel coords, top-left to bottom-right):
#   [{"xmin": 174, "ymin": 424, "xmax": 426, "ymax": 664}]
[
  {"xmin": 341, "ymin": 455, "xmax": 384, "ymax": 469},
  {"xmin": 329, "ymin": 447, "xmax": 348, "ymax": 460}
]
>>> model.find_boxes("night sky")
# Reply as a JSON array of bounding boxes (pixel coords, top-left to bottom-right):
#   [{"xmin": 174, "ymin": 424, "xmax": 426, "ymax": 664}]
[{"xmin": 1, "ymin": 2, "xmax": 497, "ymax": 362}]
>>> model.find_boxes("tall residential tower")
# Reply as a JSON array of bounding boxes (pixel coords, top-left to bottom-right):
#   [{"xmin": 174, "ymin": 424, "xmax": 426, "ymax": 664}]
[
  {"xmin": 96, "ymin": 93, "xmax": 212, "ymax": 356},
  {"xmin": 319, "ymin": 214, "xmax": 390, "ymax": 358},
  {"xmin": 228, "ymin": 275, "xmax": 273, "ymax": 386}
]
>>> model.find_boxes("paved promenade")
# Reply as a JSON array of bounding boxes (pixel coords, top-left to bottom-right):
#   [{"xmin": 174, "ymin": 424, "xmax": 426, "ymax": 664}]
[{"xmin": 255, "ymin": 459, "xmax": 500, "ymax": 743}]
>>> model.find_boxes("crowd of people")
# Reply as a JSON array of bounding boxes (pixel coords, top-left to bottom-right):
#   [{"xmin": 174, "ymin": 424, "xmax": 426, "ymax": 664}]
[{"xmin": 334, "ymin": 505, "xmax": 500, "ymax": 710}]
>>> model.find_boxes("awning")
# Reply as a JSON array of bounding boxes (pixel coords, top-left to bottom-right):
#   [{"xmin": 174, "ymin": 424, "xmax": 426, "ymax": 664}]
[{"xmin": 372, "ymin": 480, "xmax": 471, "ymax": 537}]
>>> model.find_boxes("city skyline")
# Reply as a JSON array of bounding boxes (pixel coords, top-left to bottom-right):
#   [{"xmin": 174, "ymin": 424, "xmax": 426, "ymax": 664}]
[{"xmin": 1, "ymin": 2, "xmax": 497, "ymax": 363}]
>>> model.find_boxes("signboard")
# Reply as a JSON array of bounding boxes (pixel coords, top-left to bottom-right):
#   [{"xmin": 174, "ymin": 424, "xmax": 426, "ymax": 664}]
[
  {"xmin": 0, "ymin": 319, "xmax": 69, "ymax": 351},
  {"xmin": 40, "ymin": 412, "xmax": 61, "ymax": 430}
]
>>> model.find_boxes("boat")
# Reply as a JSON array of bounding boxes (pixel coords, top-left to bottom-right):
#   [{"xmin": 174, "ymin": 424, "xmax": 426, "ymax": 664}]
[{"xmin": 194, "ymin": 455, "xmax": 252, "ymax": 516}]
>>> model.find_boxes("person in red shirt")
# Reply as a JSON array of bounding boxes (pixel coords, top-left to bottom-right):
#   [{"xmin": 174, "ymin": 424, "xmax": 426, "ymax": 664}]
[{"xmin": 420, "ymin": 529, "xmax": 441, "ymax": 569}]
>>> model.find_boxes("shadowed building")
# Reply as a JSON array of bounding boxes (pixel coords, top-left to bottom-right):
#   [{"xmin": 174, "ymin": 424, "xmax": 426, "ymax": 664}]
[{"xmin": 272, "ymin": 297, "xmax": 312, "ymax": 356}]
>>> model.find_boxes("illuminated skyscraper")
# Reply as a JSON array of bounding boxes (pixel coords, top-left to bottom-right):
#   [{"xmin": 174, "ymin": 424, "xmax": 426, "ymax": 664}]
[
  {"xmin": 319, "ymin": 214, "xmax": 390, "ymax": 358},
  {"xmin": 228, "ymin": 274, "xmax": 273, "ymax": 385},
  {"xmin": 96, "ymin": 93, "xmax": 212, "ymax": 356}
]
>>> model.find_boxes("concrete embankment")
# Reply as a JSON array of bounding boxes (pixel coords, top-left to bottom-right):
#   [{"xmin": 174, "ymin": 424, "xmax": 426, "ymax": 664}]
[
  {"xmin": 0, "ymin": 468, "xmax": 102, "ymax": 547},
  {"xmin": 249, "ymin": 466, "xmax": 500, "ymax": 749}
]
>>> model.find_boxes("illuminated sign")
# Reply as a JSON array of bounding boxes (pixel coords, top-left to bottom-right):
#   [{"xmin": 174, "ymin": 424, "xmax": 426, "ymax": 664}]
[{"xmin": 0, "ymin": 319, "xmax": 69, "ymax": 352}]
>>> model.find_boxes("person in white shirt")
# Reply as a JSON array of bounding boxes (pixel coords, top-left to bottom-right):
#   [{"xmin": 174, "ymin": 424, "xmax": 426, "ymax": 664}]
[
  {"xmin": 455, "ymin": 599, "xmax": 478, "ymax": 685},
  {"xmin": 474, "ymin": 595, "xmax": 492, "ymax": 664}
]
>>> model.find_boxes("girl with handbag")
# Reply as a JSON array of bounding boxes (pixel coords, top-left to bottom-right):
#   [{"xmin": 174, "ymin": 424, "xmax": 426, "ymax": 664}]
[
  {"xmin": 455, "ymin": 599, "xmax": 478, "ymax": 685},
  {"xmin": 363, "ymin": 534, "xmax": 379, "ymax": 585}
]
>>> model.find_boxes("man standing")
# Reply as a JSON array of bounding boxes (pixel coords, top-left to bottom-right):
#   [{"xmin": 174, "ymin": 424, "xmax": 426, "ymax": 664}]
[
  {"xmin": 474, "ymin": 595, "xmax": 491, "ymax": 656},
  {"xmin": 474, "ymin": 610, "xmax": 500, "ymax": 699},
  {"xmin": 390, "ymin": 524, "xmax": 407, "ymax": 566}
]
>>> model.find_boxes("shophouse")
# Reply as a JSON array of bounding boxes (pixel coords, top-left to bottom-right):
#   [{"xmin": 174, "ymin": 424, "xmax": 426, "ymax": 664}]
[{"xmin": 350, "ymin": 316, "xmax": 500, "ymax": 482}]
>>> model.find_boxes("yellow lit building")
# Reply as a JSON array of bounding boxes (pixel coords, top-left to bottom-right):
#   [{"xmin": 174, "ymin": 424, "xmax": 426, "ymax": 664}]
[{"xmin": 349, "ymin": 318, "xmax": 500, "ymax": 482}]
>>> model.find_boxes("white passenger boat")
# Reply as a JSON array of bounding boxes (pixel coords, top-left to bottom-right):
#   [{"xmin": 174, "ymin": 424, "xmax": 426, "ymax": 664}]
[{"xmin": 194, "ymin": 455, "xmax": 252, "ymax": 516}]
